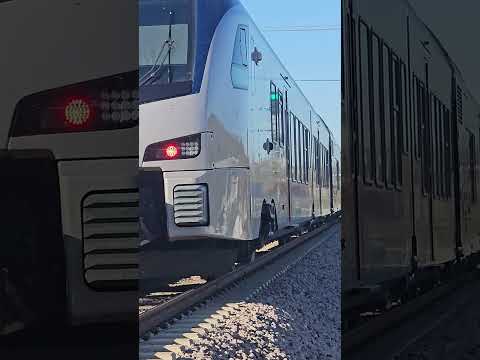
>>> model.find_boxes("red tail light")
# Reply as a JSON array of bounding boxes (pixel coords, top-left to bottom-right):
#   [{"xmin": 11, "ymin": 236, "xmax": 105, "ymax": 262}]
[
  {"xmin": 165, "ymin": 145, "xmax": 179, "ymax": 159},
  {"xmin": 10, "ymin": 71, "xmax": 138, "ymax": 137},
  {"xmin": 143, "ymin": 134, "xmax": 201, "ymax": 162}
]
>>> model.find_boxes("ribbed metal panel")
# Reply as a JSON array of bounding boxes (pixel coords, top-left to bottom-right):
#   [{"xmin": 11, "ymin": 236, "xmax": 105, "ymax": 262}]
[
  {"xmin": 173, "ymin": 184, "xmax": 209, "ymax": 226},
  {"xmin": 82, "ymin": 190, "xmax": 138, "ymax": 290},
  {"xmin": 457, "ymin": 86, "xmax": 463, "ymax": 122}
]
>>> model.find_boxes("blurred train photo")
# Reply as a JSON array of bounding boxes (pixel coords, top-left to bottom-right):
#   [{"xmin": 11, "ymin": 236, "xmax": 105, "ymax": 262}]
[
  {"xmin": 341, "ymin": 0, "xmax": 480, "ymax": 305},
  {"xmin": 1, "ymin": 0, "xmax": 137, "ymax": 335},
  {"xmin": 139, "ymin": 0, "xmax": 341, "ymax": 285}
]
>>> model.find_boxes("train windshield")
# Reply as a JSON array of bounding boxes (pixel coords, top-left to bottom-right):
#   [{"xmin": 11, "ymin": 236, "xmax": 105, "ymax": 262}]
[{"xmin": 139, "ymin": 0, "xmax": 194, "ymax": 101}]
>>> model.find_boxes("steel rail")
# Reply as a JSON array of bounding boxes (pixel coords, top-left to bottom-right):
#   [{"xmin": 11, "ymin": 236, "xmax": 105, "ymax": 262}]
[{"xmin": 139, "ymin": 215, "xmax": 340, "ymax": 337}]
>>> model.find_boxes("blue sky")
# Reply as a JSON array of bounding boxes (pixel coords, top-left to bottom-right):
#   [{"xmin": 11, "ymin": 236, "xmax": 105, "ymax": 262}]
[{"xmin": 241, "ymin": 0, "xmax": 341, "ymax": 143}]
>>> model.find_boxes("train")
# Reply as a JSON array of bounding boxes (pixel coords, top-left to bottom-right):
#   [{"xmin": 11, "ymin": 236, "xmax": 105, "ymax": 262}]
[
  {"xmin": 139, "ymin": 0, "xmax": 341, "ymax": 285},
  {"xmin": 341, "ymin": 0, "xmax": 480, "ymax": 305},
  {"xmin": 0, "ymin": 0, "xmax": 138, "ymax": 334}
]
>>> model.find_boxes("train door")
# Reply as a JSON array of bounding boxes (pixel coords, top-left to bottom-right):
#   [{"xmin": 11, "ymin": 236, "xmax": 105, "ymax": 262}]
[
  {"xmin": 277, "ymin": 87, "xmax": 289, "ymax": 227},
  {"xmin": 414, "ymin": 62, "xmax": 435, "ymax": 265},
  {"xmin": 269, "ymin": 82, "xmax": 289, "ymax": 229},
  {"xmin": 285, "ymin": 92, "xmax": 292, "ymax": 222},
  {"xmin": 458, "ymin": 127, "xmax": 476, "ymax": 254},
  {"xmin": 329, "ymin": 136, "xmax": 334, "ymax": 213},
  {"xmin": 452, "ymin": 83, "xmax": 467, "ymax": 257}
]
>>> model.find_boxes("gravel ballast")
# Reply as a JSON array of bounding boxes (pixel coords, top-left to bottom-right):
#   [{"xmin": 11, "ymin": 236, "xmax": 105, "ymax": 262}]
[{"xmin": 177, "ymin": 230, "xmax": 341, "ymax": 360}]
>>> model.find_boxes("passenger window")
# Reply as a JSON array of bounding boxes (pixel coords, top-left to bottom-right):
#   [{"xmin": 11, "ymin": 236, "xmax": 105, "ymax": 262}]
[
  {"xmin": 298, "ymin": 121, "xmax": 303, "ymax": 183},
  {"xmin": 270, "ymin": 82, "xmax": 278, "ymax": 143},
  {"xmin": 279, "ymin": 91, "xmax": 285, "ymax": 146},
  {"xmin": 432, "ymin": 97, "xmax": 438, "ymax": 198},
  {"xmin": 383, "ymin": 43, "xmax": 393, "ymax": 188},
  {"xmin": 469, "ymin": 131, "xmax": 477, "ymax": 202},
  {"xmin": 393, "ymin": 56, "xmax": 403, "ymax": 187},
  {"xmin": 359, "ymin": 21, "xmax": 373, "ymax": 184},
  {"xmin": 231, "ymin": 25, "xmax": 249, "ymax": 90},
  {"xmin": 316, "ymin": 139, "xmax": 321, "ymax": 186},
  {"xmin": 372, "ymin": 32, "xmax": 384, "ymax": 186},
  {"xmin": 337, "ymin": 160, "xmax": 340, "ymax": 191},
  {"xmin": 445, "ymin": 108, "xmax": 451, "ymax": 197},
  {"xmin": 412, "ymin": 76, "xmax": 419, "ymax": 159},
  {"xmin": 305, "ymin": 128, "xmax": 310, "ymax": 184},
  {"xmin": 401, "ymin": 63, "xmax": 408, "ymax": 154},
  {"xmin": 293, "ymin": 115, "xmax": 298, "ymax": 181},
  {"xmin": 289, "ymin": 112, "xmax": 294, "ymax": 180}
]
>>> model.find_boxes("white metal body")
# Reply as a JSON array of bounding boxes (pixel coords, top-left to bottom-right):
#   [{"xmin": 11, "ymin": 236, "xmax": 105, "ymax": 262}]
[{"xmin": 140, "ymin": 3, "xmax": 340, "ymax": 243}]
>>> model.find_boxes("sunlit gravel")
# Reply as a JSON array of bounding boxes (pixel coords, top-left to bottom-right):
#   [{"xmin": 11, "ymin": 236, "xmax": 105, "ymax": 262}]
[{"xmin": 178, "ymin": 233, "xmax": 341, "ymax": 360}]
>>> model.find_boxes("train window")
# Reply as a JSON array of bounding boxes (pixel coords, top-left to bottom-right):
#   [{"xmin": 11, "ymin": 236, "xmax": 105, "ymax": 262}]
[
  {"xmin": 320, "ymin": 146, "xmax": 324, "ymax": 187},
  {"xmin": 421, "ymin": 90, "xmax": 431, "ymax": 195},
  {"xmin": 431, "ymin": 96, "xmax": 436, "ymax": 198},
  {"xmin": 416, "ymin": 78, "xmax": 425, "ymax": 162},
  {"xmin": 445, "ymin": 108, "xmax": 451, "ymax": 197},
  {"xmin": 372, "ymin": 32, "xmax": 384, "ymax": 186},
  {"xmin": 278, "ymin": 90, "xmax": 285, "ymax": 147},
  {"xmin": 412, "ymin": 76, "xmax": 419, "ymax": 159},
  {"xmin": 438, "ymin": 99, "xmax": 443, "ymax": 198},
  {"xmin": 435, "ymin": 99, "xmax": 443, "ymax": 198},
  {"xmin": 337, "ymin": 160, "xmax": 341, "ymax": 191},
  {"xmin": 359, "ymin": 20, "xmax": 373, "ymax": 185},
  {"xmin": 323, "ymin": 147, "xmax": 326, "ymax": 187},
  {"xmin": 382, "ymin": 42, "xmax": 393, "ymax": 188},
  {"xmin": 326, "ymin": 148, "xmax": 331, "ymax": 188},
  {"xmin": 270, "ymin": 82, "xmax": 279, "ymax": 143},
  {"xmin": 305, "ymin": 128, "xmax": 310, "ymax": 183},
  {"xmin": 316, "ymin": 139, "xmax": 321, "ymax": 186},
  {"xmin": 391, "ymin": 54, "xmax": 402, "ymax": 188},
  {"xmin": 439, "ymin": 102, "xmax": 444, "ymax": 198},
  {"xmin": 298, "ymin": 120, "xmax": 303, "ymax": 183},
  {"xmin": 290, "ymin": 112, "xmax": 295, "ymax": 180},
  {"xmin": 415, "ymin": 79, "xmax": 429, "ymax": 194},
  {"xmin": 469, "ymin": 131, "xmax": 477, "ymax": 202},
  {"xmin": 433, "ymin": 97, "xmax": 439, "ymax": 198},
  {"xmin": 319, "ymin": 146, "xmax": 322, "ymax": 186},
  {"xmin": 313, "ymin": 138, "xmax": 316, "ymax": 185},
  {"xmin": 401, "ymin": 62, "xmax": 408, "ymax": 154},
  {"xmin": 231, "ymin": 25, "xmax": 249, "ymax": 90},
  {"xmin": 293, "ymin": 115, "xmax": 298, "ymax": 181},
  {"xmin": 440, "ymin": 101, "xmax": 445, "ymax": 198},
  {"xmin": 326, "ymin": 147, "xmax": 330, "ymax": 188}
]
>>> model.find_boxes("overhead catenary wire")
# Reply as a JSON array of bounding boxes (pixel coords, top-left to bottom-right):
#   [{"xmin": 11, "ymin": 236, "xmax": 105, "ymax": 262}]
[
  {"xmin": 262, "ymin": 25, "xmax": 341, "ymax": 32},
  {"xmin": 296, "ymin": 79, "xmax": 341, "ymax": 82}
]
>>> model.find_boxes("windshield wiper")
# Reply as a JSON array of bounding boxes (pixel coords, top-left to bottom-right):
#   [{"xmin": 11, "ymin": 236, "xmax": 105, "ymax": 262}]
[
  {"xmin": 139, "ymin": 40, "xmax": 168, "ymax": 85},
  {"xmin": 140, "ymin": 10, "xmax": 176, "ymax": 87},
  {"xmin": 139, "ymin": 39, "xmax": 175, "ymax": 87}
]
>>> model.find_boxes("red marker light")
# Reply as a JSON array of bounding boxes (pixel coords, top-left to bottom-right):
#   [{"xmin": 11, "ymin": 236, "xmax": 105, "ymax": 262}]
[
  {"xmin": 165, "ymin": 145, "xmax": 179, "ymax": 158},
  {"xmin": 64, "ymin": 98, "xmax": 92, "ymax": 127}
]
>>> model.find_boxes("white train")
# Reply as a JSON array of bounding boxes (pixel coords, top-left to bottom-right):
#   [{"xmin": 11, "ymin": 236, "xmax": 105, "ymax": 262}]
[
  {"xmin": 139, "ymin": 0, "xmax": 341, "ymax": 282},
  {"xmin": 1, "ymin": 0, "xmax": 137, "ymax": 334}
]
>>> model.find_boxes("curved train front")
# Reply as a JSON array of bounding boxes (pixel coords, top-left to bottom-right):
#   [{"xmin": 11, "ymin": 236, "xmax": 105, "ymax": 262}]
[{"xmin": 139, "ymin": 0, "xmax": 341, "ymax": 285}]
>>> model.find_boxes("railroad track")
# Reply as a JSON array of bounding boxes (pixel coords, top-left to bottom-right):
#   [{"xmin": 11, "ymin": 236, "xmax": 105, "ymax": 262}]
[
  {"xmin": 342, "ymin": 266, "xmax": 480, "ymax": 359},
  {"xmin": 139, "ymin": 215, "xmax": 340, "ymax": 360}
]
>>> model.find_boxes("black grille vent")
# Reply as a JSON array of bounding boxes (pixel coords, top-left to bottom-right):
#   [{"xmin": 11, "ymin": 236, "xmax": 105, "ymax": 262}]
[{"xmin": 82, "ymin": 190, "xmax": 138, "ymax": 291}]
